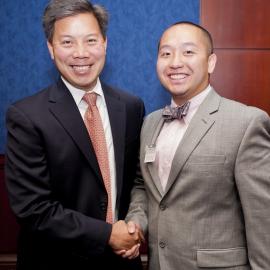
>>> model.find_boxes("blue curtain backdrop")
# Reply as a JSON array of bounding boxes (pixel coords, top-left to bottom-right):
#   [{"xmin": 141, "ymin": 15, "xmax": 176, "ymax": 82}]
[{"xmin": 0, "ymin": 0, "xmax": 199, "ymax": 153}]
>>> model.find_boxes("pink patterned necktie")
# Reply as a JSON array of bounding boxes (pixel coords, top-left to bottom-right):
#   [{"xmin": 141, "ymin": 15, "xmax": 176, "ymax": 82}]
[{"xmin": 83, "ymin": 92, "xmax": 113, "ymax": 224}]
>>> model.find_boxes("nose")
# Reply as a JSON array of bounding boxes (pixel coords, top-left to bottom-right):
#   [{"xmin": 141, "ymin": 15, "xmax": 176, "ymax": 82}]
[
  {"xmin": 170, "ymin": 52, "xmax": 184, "ymax": 68},
  {"xmin": 72, "ymin": 43, "xmax": 90, "ymax": 58}
]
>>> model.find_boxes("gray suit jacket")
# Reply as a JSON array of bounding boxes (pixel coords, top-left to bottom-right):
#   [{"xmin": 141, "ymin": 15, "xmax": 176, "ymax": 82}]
[{"xmin": 126, "ymin": 89, "xmax": 270, "ymax": 270}]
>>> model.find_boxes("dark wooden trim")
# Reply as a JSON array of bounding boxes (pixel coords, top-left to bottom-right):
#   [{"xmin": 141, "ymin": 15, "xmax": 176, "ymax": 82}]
[
  {"xmin": 0, "ymin": 254, "xmax": 16, "ymax": 270},
  {"xmin": 0, "ymin": 154, "xmax": 19, "ymax": 253},
  {"xmin": 0, "ymin": 155, "xmax": 4, "ymax": 170},
  {"xmin": 0, "ymin": 254, "xmax": 17, "ymax": 264},
  {"xmin": 0, "ymin": 253, "xmax": 146, "ymax": 270},
  {"xmin": 141, "ymin": 254, "xmax": 148, "ymax": 270}
]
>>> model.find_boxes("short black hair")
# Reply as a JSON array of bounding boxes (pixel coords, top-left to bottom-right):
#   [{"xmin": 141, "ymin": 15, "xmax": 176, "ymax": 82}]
[
  {"xmin": 158, "ymin": 21, "xmax": 214, "ymax": 55},
  {"xmin": 43, "ymin": 0, "xmax": 108, "ymax": 42}
]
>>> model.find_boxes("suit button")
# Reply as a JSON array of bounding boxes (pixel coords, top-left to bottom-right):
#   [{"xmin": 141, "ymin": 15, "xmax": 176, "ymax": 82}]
[
  {"xmin": 160, "ymin": 204, "xmax": 166, "ymax": 211},
  {"xmin": 159, "ymin": 241, "xmax": 166, "ymax": 248},
  {"xmin": 100, "ymin": 202, "xmax": 107, "ymax": 212}
]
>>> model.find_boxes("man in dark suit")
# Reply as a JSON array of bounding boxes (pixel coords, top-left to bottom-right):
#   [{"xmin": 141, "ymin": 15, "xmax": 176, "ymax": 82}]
[{"xmin": 5, "ymin": 1, "xmax": 144, "ymax": 269}]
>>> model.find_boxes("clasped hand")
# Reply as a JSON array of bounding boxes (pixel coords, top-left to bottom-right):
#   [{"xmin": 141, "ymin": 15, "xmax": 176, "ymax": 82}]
[{"xmin": 109, "ymin": 220, "xmax": 145, "ymax": 259}]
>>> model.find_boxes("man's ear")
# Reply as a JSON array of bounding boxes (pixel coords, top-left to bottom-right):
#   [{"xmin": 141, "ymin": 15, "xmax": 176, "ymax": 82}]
[
  {"xmin": 47, "ymin": 41, "xmax": 54, "ymax": 60},
  {"xmin": 208, "ymin": 53, "xmax": 217, "ymax": 74}
]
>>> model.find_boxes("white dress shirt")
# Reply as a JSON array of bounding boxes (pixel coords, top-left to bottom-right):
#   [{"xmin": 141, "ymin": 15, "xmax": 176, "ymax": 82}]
[
  {"xmin": 62, "ymin": 77, "xmax": 117, "ymax": 222},
  {"xmin": 154, "ymin": 85, "xmax": 212, "ymax": 190}
]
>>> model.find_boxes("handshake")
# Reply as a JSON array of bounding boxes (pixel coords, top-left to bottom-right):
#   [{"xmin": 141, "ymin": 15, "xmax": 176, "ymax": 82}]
[{"xmin": 108, "ymin": 220, "xmax": 145, "ymax": 259}]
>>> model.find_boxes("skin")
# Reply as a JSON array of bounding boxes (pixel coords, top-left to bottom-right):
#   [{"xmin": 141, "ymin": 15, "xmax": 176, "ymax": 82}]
[
  {"xmin": 157, "ymin": 23, "xmax": 217, "ymax": 105},
  {"xmin": 109, "ymin": 220, "xmax": 142, "ymax": 252},
  {"xmin": 114, "ymin": 221, "xmax": 144, "ymax": 259},
  {"xmin": 47, "ymin": 13, "xmax": 107, "ymax": 91}
]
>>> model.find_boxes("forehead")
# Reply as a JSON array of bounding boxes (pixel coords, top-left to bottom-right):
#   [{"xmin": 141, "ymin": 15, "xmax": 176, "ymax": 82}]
[
  {"xmin": 160, "ymin": 24, "xmax": 208, "ymax": 49},
  {"xmin": 54, "ymin": 13, "xmax": 100, "ymax": 33}
]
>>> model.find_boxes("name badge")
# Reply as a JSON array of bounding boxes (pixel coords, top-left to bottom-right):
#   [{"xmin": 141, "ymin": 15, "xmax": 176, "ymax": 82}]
[{"xmin": 144, "ymin": 145, "xmax": 156, "ymax": 163}]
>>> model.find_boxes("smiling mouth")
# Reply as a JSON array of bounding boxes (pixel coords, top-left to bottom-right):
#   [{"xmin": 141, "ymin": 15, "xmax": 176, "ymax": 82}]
[
  {"xmin": 71, "ymin": 65, "xmax": 93, "ymax": 72},
  {"xmin": 70, "ymin": 64, "xmax": 93, "ymax": 75},
  {"xmin": 168, "ymin": 73, "xmax": 189, "ymax": 80}
]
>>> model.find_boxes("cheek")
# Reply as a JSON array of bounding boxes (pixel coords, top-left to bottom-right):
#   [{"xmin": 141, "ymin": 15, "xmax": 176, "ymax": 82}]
[
  {"xmin": 91, "ymin": 45, "xmax": 106, "ymax": 59},
  {"xmin": 156, "ymin": 61, "xmax": 165, "ymax": 75},
  {"xmin": 53, "ymin": 48, "xmax": 70, "ymax": 62},
  {"xmin": 190, "ymin": 61, "xmax": 207, "ymax": 74}
]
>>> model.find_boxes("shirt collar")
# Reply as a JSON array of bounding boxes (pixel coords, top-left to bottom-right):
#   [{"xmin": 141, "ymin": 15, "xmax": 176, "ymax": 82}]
[
  {"xmin": 171, "ymin": 84, "xmax": 212, "ymax": 109},
  {"xmin": 170, "ymin": 84, "xmax": 212, "ymax": 124},
  {"xmin": 61, "ymin": 77, "xmax": 104, "ymax": 106}
]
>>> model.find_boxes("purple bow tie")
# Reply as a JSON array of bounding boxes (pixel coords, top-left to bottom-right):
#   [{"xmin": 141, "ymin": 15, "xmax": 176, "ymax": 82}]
[{"xmin": 162, "ymin": 102, "xmax": 190, "ymax": 122}]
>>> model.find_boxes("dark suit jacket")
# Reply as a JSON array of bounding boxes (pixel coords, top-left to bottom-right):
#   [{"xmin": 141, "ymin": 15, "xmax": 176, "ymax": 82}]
[{"xmin": 5, "ymin": 79, "xmax": 145, "ymax": 270}]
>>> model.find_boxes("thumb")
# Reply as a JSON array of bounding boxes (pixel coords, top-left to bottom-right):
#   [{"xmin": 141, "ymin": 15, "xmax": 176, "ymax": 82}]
[{"xmin": 127, "ymin": 221, "xmax": 136, "ymax": 234}]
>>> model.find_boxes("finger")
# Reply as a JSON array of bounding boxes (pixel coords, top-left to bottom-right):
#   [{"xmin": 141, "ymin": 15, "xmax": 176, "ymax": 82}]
[
  {"xmin": 114, "ymin": 249, "xmax": 126, "ymax": 256},
  {"xmin": 122, "ymin": 244, "xmax": 140, "ymax": 259},
  {"xmin": 138, "ymin": 229, "xmax": 145, "ymax": 243},
  {"xmin": 134, "ymin": 226, "xmax": 145, "ymax": 243},
  {"xmin": 127, "ymin": 244, "xmax": 140, "ymax": 259},
  {"xmin": 122, "ymin": 245, "xmax": 137, "ymax": 258},
  {"xmin": 130, "ymin": 249, "xmax": 140, "ymax": 259}
]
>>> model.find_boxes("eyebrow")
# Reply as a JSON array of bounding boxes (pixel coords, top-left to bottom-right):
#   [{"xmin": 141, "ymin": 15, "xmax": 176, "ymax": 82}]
[
  {"xmin": 159, "ymin": 41, "xmax": 198, "ymax": 51},
  {"xmin": 58, "ymin": 33, "xmax": 99, "ymax": 39},
  {"xmin": 159, "ymin": 45, "xmax": 172, "ymax": 51},
  {"xmin": 181, "ymin": 42, "xmax": 197, "ymax": 47}
]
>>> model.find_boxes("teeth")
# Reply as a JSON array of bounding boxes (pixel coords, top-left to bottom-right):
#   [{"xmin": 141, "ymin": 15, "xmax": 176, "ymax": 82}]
[
  {"xmin": 169, "ymin": 74, "xmax": 187, "ymax": 80},
  {"xmin": 72, "ymin": 65, "xmax": 90, "ymax": 71}
]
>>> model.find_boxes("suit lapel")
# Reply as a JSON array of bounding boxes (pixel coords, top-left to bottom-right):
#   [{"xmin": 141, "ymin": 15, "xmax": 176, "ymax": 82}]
[
  {"xmin": 165, "ymin": 90, "xmax": 221, "ymax": 194},
  {"xmin": 103, "ymin": 84, "xmax": 126, "ymax": 200},
  {"xmin": 146, "ymin": 113, "xmax": 166, "ymax": 196},
  {"xmin": 48, "ymin": 80, "xmax": 102, "ymax": 181}
]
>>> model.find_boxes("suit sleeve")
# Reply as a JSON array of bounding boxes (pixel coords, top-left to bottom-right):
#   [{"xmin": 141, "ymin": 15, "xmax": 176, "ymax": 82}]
[
  {"xmin": 5, "ymin": 105, "xmax": 112, "ymax": 257},
  {"xmin": 125, "ymin": 118, "xmax": 148, "ymax": 234},
  {"xmin": 234, "ymin": 109, "xmax": 270, "ymax": 269},
  {"xmin": 125, "ymin": 174, "xmax": 148, "ymax": 234}
]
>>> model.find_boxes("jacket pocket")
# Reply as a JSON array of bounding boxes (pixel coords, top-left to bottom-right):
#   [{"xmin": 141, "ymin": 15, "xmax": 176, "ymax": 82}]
[{"xmin": 197, "ymin": 247, "xmax": 248, "ymax": 268}]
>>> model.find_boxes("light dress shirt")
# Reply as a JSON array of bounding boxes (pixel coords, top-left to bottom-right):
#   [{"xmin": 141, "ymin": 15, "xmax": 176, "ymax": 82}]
[
  {"xmin": 154, "ymin": 85, "xmax": 212, "ymax": 191},
  {"xmin": 62, "ymin": 77, "xmax": 117, "ymax": 222}
]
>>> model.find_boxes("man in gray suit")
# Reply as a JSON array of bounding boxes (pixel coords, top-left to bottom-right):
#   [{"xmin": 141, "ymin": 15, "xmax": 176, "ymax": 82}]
[{"xmin": 124, "ymin": 21, "xmax": 270, "ymax": 269}]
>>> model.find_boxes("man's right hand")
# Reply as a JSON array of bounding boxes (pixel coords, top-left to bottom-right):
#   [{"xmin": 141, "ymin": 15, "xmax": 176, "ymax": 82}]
[{"xmin": 108, "ymin": 220, "xmax": 143, "ymax": 252}]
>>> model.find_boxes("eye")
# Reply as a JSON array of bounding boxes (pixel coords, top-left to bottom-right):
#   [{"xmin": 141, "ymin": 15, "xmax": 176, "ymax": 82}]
[
  {"xmin": 184, "ymin": 50, "xmax": 194, "ymax": 55},
  {"xmin": 88, "ymin": 38, "xmax": 97, "ymax": 45},
  {"xmin": 61, "ymin": 40, "xmax": 72, "ymax": 47},
  {"xmin": 160, "ymin": 51, "xmax": 171, "ymax": 57}
]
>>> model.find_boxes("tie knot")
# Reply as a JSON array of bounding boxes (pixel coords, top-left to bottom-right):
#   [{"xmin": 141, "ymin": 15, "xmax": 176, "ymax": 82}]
[
  {"xmin": 162, "ymin": 101, "xmax": 190, "ymax": 122},
  {"xmin": 83, "ymin": 92, "xmax": 97, "ymax": 106}
]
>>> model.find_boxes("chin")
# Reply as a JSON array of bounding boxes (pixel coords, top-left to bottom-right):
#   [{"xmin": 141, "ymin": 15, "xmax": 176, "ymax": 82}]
[{"xmin": 170, "ymin": 88, "xmax": 188, "ymax": 96}]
